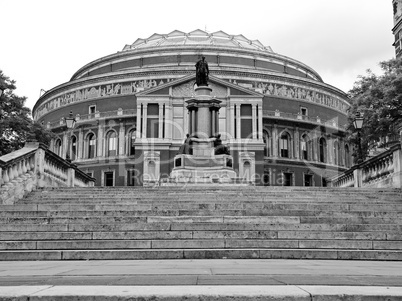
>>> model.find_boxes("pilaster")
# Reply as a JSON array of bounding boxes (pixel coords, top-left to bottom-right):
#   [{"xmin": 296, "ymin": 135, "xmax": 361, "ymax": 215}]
[
  {"xmin": 252, "ymin": 104, "xmax": 257, "ymax": 140},
  {"xmin": 119, "ymin": 121, "xmax": 125, "ymax": 155}
]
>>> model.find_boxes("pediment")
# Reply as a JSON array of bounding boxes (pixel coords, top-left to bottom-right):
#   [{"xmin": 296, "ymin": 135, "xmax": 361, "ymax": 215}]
[{"xmin": 137, "ymin": 74, "xmax": 263, "ymax": 98}]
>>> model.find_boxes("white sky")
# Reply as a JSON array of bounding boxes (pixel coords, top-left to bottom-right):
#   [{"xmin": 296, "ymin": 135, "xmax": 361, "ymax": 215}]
[{"xmin": 0, "ymin": 0, "xmax": 395, "ymax": 113}]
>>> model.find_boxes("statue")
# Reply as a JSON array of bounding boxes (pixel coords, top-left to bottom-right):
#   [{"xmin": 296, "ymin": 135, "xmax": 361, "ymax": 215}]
[
  {"xmin": 213, "ymin": 134, "xmax": 230, "ymax": 155},
  {"xmin": 195, "ymin": 56, "xmax": 209, "ymax": 86},
  {"xmin": 178, "ymin": 134, "xmax": 193, "ymax": 155}
]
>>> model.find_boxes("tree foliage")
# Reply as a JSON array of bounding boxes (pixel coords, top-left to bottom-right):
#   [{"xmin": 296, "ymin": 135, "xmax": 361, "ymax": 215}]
[
  {"xmin": 347, "ymin": 58, "xmax": 402, "ymax": 162},
  {"xmin": 0, "ymin": 70, "xmax": 54, "ymax": 156}
]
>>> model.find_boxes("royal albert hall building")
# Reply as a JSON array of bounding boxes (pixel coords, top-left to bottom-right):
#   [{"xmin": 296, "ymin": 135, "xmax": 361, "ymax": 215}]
[{"xmin": 33, "ymin": 30, "xmax": 352, "ymax": 187}]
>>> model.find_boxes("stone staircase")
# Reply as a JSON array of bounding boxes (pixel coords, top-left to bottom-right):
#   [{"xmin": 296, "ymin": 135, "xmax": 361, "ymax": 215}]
[{"xmin": 0, "ymin": 186, "xmax": 402, "ymax": 261}]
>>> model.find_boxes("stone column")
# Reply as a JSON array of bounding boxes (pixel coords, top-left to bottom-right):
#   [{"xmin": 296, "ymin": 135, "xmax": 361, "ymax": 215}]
[
  {"xmin": 97, "ymin": 122, "xmax": 104, "ymax": 157},
  {"xmin": 183, "ymin": 105, "xmax": 189, "ymax": 135},
  {"xmin": 211, "ymin": 110, "xmax": 216, "ymax": 135},
  {"xmin": 136, "ymin": 104, "xmax": 142, "ymax": 139},
  {"xmin": 230, "ymin": 104, "xmax": 235, "ymax": 139},
  {"xmin": 191, "ymin": 110, "xmax": 196, "ymax": 136},
  {"xmin": 119, "ymin": 122, "xmax": 125, "ymax": 155},
  {"xmin": 142, "ymin": 104, "xmax": 147, "ymax": 138},
  {"xmin": 62, "ymin": 132, "xmax": 68, "ymax": 159},
  {"xmin": 215, "ymin": 109, "xmax": 219, "ymax": 134},
  {"xmin": 78, "ymin": 128, "xmax": 84, "ymax": 160},
  {"xmin": 294, "ymin": 127, "xmax": 300, "ymax": 159},
  {"xmin": 258, "ymin": 105, "xmax": 263, "ymax": 141},
  {"xmin": 313, "ymin": 131, "xmax": 319, "ymax": 162},
  {"xmin": 236, "ymin": 104, "xmax": 241, "ymax": 139},
  {"xmin": 328, "ymin": 138, "xmax": 334, "ymax": 164},
  {"xmin": 158, "ymin": 103, "xmax": 163, "ymax": 139},
  {"xmin": 165, "ymin": 104, "xmax": 172, "ymax": 139},
  {"xmin": 252, "ymin": 104, "xmax": 257, "ymax": 140},
  {"xmin": 340, "ymin": 139, "xmax": 345, "ymax": 166},
  {"xmin": 272, "ymin": 124, "xmax": 278, "ymax": 157},
  {"xmin": 49, "ymin": 139, "xmax": 55, "ymax": 152}
]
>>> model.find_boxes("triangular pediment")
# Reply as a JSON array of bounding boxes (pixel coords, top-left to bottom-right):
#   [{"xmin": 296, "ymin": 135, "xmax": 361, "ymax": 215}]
[{"xmin": 136, "ymin": 74, "xmax": 263, "ymax": 98}]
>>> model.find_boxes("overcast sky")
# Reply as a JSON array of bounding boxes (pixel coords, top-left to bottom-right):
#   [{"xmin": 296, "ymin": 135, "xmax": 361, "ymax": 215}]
[{"xmin": 0, "ymin": 0, "xmax": 395, "ymax": 113}]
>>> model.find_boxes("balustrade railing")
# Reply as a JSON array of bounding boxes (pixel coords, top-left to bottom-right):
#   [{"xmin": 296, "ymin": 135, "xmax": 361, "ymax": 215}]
[
  {"xmin": 47, "ymin": 108, "xmax": 136, "ymax": 129},
  {"xmin": 262, "ymin": 110, "xmax": 347, "ymax": 131},
  {"xmin": 0, "ymin": 141, "xmax": 95, "ymax": 204},
  {"xmin": 330, "ymin": 143, "xmax": 402, "ymax": 188}
]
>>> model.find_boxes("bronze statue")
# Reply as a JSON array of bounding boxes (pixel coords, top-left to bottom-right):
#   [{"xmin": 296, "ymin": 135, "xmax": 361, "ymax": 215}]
[
  {"xmin": 213, "ymin": 134, "xmax": 230, "ymax": 155},
  {"xmin": 195, "ymin": 56, "xmax": 209, "ymax": 86},
  {"xmin": 178, "ymin": 134, "xmax": 193, "ymax": 155}
]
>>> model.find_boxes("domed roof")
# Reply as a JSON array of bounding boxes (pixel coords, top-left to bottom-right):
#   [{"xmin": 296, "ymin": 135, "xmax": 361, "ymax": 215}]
[{"xmin": 122, "ymin": 29, "xmax": 273, "ymax": 53}]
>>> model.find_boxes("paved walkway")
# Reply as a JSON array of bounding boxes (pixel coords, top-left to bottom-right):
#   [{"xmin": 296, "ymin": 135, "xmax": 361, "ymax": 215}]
[
  {"xmin": 0, "ymin": 259, "xmax": 402, "ymax": 286},
  {"xmin": 1, "ymin": 259, "xmax": 402, "ymax": 300}
]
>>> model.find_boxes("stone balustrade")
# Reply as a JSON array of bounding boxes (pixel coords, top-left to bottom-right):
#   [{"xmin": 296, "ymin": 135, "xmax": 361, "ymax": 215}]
[
  {"xmin": 263, "ymin": 110, "xmax": 347, "ymax": 131},
  {"xmin": 330, "ymin": 167, "xmax": 356, "ymax": 188},
  {"xmin": 46, "ymin": 108, "xmax": 137, "ymax": 129},
  {"xmin": 0, "ymin": 142, "xmax": 95, "ymax": 204},
  {"xmin": 330, "ymin": 143, "xmax": 402, "ymax": 188}
]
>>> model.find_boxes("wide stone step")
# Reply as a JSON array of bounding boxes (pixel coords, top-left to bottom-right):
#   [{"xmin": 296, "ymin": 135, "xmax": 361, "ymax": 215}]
[
  {"xmin": 1, "ymin": 209, "xmax": 401, "ymax": 219},
  {"xmin": 1, "ymin": 248, "xmax": 402, "ymax": 261},
  {"xmin": 1, "ymin": 222, "xmax": 402, "ymax": 233},
  {"xmin": 0, "ymin": 230, "xmax": 398, "ymax": 241},
  {"xmin": 1, "ymin": 239, "xmax": 402, "ymax": 251},
  {"xmin": 6, "ymin": 203, "xmax": 402, "ymax": 212}
]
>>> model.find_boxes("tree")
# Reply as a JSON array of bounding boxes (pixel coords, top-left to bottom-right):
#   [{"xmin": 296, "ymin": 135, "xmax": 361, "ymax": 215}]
[
  {"xmin": 0, "ymin": 70, "xmax": 54, "ymax": 156},
  {"xmin": 347, "ymin": 58, "xmax": 402, "ymax": 163}
]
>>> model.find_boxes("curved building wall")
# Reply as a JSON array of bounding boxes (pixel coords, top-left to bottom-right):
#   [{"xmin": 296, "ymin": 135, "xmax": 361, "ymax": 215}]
[{"xmin": 33, "ymin": 30, "xmax": 351, "ymax": 187}]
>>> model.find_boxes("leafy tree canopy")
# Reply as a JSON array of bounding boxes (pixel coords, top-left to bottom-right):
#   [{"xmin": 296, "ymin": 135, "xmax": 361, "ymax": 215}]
[
  {"xmin": 0, "ymin": 70, "xmax": 55, "ymax": 156},
  {"xmin": 347, "ymin": 58, "xmax": 402, "ymax": 162}
]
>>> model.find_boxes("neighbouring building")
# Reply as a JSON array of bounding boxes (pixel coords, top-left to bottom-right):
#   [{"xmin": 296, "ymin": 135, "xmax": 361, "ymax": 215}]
[
  {"xmin": 393, "ymin": 0, "xmax": 402, "ymax": 58},
  {"xmin": 33, "ymin": 30, "xmax": 352, "ymax": 186}
]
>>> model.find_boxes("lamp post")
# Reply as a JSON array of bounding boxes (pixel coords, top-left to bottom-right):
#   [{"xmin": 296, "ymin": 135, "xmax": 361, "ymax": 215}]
[
  {"xmin": 353, "ymin": 112, "xmax": 364, "ymax": 164},
  {"xmin": 65, "ymin": 111, "xmax": 76, "ymax": 162}
]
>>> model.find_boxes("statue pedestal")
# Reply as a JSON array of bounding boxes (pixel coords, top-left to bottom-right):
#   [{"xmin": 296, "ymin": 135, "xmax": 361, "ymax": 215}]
[
  {"xmin": 170, "ymin": 154, "xmax": 236, "ymax": 184},
  {"xmin": 169, "ymin": 84, "xmax": 241, "ymax": 185}
]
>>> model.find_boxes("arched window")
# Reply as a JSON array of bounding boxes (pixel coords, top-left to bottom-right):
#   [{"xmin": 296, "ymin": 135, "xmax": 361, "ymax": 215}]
[
  {"xmin": 129, "ymin": 129, "xmax": 136, "ymax": 156},
  {"xmin": 345, "ymin": 144, "xmax": 350, "ymax": 168},
  {"xmin": 148, "ymin": 161, "xmax": 156, "ymax": 179},
  {"xmin": 71, "ymin": 136, "xmax": 77, "ymax": 161},
  {"xmin": 87, "ymin": 133, "xmax": 96, "ymax": 159},
  {"xmin": 243, "ymin": 161, "xmax": 251, "ymax": 180},
  {"xmin": 301, "ymin": 134, "xmax": 310, "ymax": 160},
  {"xmin": 106, "ymin": 131, "xmax": 117, "ymax": 157},
  {"xmin": 280, "ymin": 132, "xmax": 290, "ymax": 158},
  {"xmin": 263, "ymin": 131, "xmax": 270, "ymax": 157},
  {"xmin": 54, "ymin": 139, "xmax": 62, "ymax": 157},
  {"xmin": 333, "ymin": 140, "xmax": 339, "ymax": 165},
  {"xmin": 319, "ymin": 137, "xmax": 327, "ymax": 163}
]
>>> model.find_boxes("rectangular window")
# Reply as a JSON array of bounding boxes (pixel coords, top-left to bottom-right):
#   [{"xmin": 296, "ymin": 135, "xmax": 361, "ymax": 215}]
[
  {"xmin": 240, "ymin": 104, "xmax": 252, "ymax": 138},
  {"xmin": 300, "ymin": 107, "xmax": 308, "ymax": 116},
  {"xmin": 147, "ymin": 118, "xmax": 159, "ymax": 138},
  {"xmin": 304, "ymin": 174, "xmax": 313, "ymax": 186},
  {"xmin": 283, "ymin": 173, "xmax": 293, "ymax": 186},
  {"xmin": 263, "ymin": 172, "xmax": 270, "ymax": 186},
  {"xmin": 89, "ymin": 105, "xmax": 96, "ymax": 115},
  {"xmin": 146, "ymin": 104, "xmax": 159, "ymax": 138},
  {"xmin": 104, "ymin": 171, "xmax": 114, "ymax": 186}
]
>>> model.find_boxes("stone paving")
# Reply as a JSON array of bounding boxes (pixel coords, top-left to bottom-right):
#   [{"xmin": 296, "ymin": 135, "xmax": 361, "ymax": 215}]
[
  {"xmin": 0, "ymin": 259, "xmax": 401, "ymax": 286},
  {"xmin": 1, "ymin": 259, "xmax": 402, "ymax": 300}
]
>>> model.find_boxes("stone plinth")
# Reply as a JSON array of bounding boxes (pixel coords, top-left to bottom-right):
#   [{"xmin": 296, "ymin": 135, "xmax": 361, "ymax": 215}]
[{"xmin": 170, "ymin": 84, "xmax": 238, "ymax": 185}]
